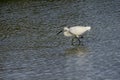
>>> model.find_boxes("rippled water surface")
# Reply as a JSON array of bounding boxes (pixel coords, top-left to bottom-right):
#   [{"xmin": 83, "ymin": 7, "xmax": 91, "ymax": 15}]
[{"xmin": 0, "ymin": 0, "xmax": 120, "ymax": 80}]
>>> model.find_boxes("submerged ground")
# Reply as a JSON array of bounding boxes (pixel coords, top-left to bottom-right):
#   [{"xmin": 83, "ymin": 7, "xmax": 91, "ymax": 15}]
[{"xmin": 0, "ymin": 0, "xmax": 120, "ymax": 80}]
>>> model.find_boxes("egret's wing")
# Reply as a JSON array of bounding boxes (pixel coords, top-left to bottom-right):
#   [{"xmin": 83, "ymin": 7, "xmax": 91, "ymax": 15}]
[{"xmin": 69, "ymin": 26, "xmax": 90, "ymax": 35}]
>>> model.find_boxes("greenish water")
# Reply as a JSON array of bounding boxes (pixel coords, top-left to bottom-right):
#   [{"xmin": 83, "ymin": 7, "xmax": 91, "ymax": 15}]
[{"xmin": 0, "ymin": 0, "xmax": 120, "ymax": 80}]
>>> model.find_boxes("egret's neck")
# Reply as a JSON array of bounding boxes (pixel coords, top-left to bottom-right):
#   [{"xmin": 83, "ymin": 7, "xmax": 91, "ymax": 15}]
[
  {"xmin": 63, "ymin": 27, "xmax": 72, "ymax": 37},
  {"xmin": 64, "ymin": 27, "xmax": 69, "ymax": 31}
]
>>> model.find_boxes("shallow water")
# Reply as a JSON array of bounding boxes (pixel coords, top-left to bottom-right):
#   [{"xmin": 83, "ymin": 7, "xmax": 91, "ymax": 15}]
[{"xmin": 0, "ymin": 0, "xmax": 120, "ymax": 80}]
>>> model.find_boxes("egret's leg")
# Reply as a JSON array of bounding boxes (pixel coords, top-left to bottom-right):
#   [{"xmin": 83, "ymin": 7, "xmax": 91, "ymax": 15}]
[
  {"xmin": 71, "ymin": 38, "xmax": 75, "ymax": 45},
  {"xmin": 71, "ymin": 37, "xmax": 77, "ymax": 45},
  {"xmin": 76, "ymin": 37, "xmax": 81, "ymax": 45},
  {"xmin": 71, "ymin": 37, "xmax": 81, "ymax": 45}
]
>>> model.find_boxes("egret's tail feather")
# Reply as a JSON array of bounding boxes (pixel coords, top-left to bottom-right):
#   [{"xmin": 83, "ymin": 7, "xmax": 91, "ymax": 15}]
[{"xmin": 86, "ymin": 26, "xmax": 91, "ymax": 31}]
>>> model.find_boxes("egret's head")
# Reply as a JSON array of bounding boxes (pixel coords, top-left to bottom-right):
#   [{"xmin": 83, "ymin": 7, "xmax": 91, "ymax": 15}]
[
  {"xmin": 64, "ymin": 27, "xmax": 69, "ymax": 32},
  {"xmin": 56, "ymin": 27, "xmax": 69, "ymax": 35}
]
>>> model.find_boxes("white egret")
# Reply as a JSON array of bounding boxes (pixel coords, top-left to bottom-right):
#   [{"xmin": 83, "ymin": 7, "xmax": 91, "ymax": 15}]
[{"xmin": 57, "ymin": 26, "xmax": 91, "ymax": 45}]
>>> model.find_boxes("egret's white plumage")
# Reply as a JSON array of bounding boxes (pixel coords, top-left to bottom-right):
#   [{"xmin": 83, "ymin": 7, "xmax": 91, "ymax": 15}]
[
  {"xmin": 63, "ymin": 26, "xmax": 91, "ymax": 37},
  {"xmin": 57, "ymin": 26, "xmax": 91, "ymax": 45}
]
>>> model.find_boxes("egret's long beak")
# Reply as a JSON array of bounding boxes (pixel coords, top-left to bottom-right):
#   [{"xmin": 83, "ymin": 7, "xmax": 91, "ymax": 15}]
[{"xmin": 56, "ymin": 30, "xmax": 62, "ymax": 35}]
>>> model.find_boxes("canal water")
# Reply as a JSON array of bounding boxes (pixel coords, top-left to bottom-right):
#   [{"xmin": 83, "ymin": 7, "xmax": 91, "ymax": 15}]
[{"xmin": 0, "ymin": 0, "xmax": 120, "ymax": 80}]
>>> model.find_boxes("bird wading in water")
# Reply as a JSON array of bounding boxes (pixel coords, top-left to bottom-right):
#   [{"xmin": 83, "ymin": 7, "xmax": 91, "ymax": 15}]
[{"xmin": 57, "ymin": 26, "xmax": 91, "ymax": 45}]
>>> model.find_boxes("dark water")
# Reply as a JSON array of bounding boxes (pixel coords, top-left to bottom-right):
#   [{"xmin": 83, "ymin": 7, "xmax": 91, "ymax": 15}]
[{"xmin": 0, "ymin": 0, "xmax": 120, "ymax": 80}]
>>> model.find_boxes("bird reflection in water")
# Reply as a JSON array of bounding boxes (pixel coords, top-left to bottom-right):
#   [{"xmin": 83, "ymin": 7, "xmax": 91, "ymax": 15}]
[{"xmin": 65, "ymin": 45, "xmax": 89, "ymax": 56}]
